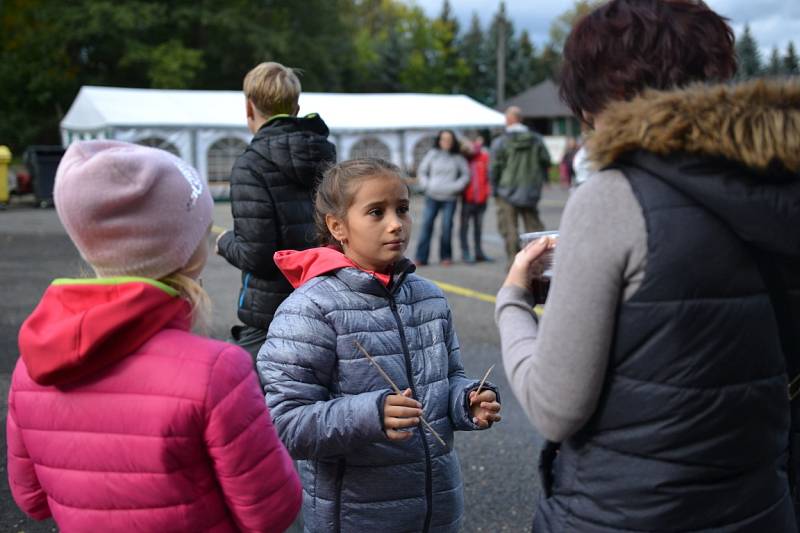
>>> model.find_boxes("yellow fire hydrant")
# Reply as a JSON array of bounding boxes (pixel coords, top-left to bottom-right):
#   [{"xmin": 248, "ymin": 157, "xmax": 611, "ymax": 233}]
[{"xmin": 0, "ymin": 145, "xmax": 11, "ymax": 204}]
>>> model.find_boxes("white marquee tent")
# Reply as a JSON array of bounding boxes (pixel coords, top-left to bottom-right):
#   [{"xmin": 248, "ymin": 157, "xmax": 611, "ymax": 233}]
[{"xmin": 61, "ymin": 86, "xmax": 505, "ymax": 197}]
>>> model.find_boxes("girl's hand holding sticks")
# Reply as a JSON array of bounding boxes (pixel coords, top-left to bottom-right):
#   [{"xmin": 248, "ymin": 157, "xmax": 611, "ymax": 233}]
[
  {"xmin": 469, "ymin": 365, "xmax": 502, "ymax": 428},
  {"xmin": 469, "ymin": 390, "xmax": 502, "ymax": 428},
  {"xmin": 384, "ymin": 389, "xmax": 423, "ymax": 441}
]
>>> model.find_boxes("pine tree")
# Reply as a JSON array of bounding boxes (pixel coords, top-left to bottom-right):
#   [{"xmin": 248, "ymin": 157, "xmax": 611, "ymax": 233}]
[
  {"xmin": 735, "ymin": 24, "xmax": 762, "ymax": 80},
  {"xmin": 429, "ymin": 0, "xmax": 469, "ymax": 93},
  {"xmin": 507, "ymin": 30, "xmax": 540, "ymax": 98},
  {"xmin": 459, "ymin": 12, "xmax": 490, "ymax": 103},
  {"xmin": 784, "ymin": 41, "xmax": 800, "ymax": 76},
  {"xmin": 767, "ymin": 46, "xmax": 783, "ymax": 77}
]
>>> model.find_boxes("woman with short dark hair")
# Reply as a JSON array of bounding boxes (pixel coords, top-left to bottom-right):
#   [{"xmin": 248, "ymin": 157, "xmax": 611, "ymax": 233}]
[{"xmin": 496, "ymin": 0, "xmax": 800, "ymax": 531}]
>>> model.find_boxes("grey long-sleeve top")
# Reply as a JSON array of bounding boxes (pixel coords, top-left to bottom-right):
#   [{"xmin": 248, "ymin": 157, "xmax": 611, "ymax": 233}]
[
  {"xmin": 495, "ymin": 169, "xmax": 648, "ymax": 442},
  {"xmin": 417, "ymin": 149, "xmax": 470, "ymax": 201}
]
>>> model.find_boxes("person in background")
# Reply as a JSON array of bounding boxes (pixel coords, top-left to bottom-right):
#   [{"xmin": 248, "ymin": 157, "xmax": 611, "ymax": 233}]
[
  {"xmin": 216, "ymin": 61, "xmax": 336, "ymax": 360},
  {"xmin": 259, "ymin": 158, "xmax": 501, "ymax": 532},
  {"xmin": 459, "ymin": 132, "xmax": 493, "ymax": 263},
  {"xmin": 558, "ymin": 137, "xmax": 579, "ymax": 189},
  {"xmin": 414, "ymin": 130, "xmax": 470, "ymax": 266},
  {"xmin": 8, "ymin": 141, "xmax": 301, "ymax": 532},
  {"xmin": 496, "ymin": 0, "xmax": 800, "ymax": 531},
  {"xmin": 490, "ymin": 106, "xmax": 551, "ymax": 268}
]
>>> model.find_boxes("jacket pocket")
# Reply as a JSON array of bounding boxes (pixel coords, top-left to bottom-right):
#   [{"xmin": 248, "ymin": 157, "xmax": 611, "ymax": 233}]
[{"xmin": 334, "ymin": 458, "xmax": 346, "ymax": 533}]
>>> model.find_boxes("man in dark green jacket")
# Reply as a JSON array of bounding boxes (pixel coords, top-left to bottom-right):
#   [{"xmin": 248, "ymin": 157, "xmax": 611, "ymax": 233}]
[{"xmin": 490, "ymin": 106, "xmax": 551, "ymax": 265}]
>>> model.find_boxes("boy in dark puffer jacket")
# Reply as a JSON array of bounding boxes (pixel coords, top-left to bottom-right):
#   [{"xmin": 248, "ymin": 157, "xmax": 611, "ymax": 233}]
[{"xmin": 216, "ymin": 61, "xmax": 336, "ymax": 360}]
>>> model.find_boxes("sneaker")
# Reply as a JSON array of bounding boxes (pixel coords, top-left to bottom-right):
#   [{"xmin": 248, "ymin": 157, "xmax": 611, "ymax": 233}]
[
  {"xmin": 475, "ymin": 253, "xmax": 493, "ymax": 263},
  {"xmin": 440, "ymin": 259, "xmax": 453, "ymax": 267},
  {"xmin": 413, "ymin": 259, "xmax": 428, "ymax": 267},
  {"xmin": 462, "ymin": 252, "xmax": 475, "ymax": 264}
]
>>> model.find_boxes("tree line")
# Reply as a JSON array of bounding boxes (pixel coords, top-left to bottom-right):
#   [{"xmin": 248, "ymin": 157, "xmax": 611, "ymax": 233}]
[
  {"xmin": 1, "ymin": 0, "xmax": 796, "ymax": 155},
  {"xmin": 736, "ymin": 25, "xmax": 799, "ymax": 80},
  {"xmin": 0, "ymin": 0, "xmax": 578, "ymax": 153}
]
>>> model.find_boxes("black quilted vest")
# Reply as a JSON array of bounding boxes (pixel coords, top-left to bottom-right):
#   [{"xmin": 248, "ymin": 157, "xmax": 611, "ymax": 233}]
[{"xmin": 535, "ymin": 151, "xmax": 800, "ymax": 532}]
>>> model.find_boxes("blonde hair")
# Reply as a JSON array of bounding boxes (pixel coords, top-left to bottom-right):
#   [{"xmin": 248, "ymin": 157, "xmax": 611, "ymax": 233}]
[
  {"xmin": 243, "ymin": 62, "xmax": 301, "ymax": 117},
  {"xmin": 159, "ymin": 231, "xmax": 213, "ymax": 333},
  {"xmin": 160, "ymin": 272, "xmax": 212, "ymax": 334}
]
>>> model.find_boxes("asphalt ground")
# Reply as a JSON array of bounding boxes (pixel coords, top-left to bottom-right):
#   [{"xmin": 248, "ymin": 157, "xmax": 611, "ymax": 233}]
[{"xmin": 0, "ymin": 186, "xmax": 569, "ymax": 532}]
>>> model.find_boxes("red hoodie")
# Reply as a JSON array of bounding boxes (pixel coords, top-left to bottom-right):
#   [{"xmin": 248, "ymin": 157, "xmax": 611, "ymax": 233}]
[
  {"xmin": 9, "ymin": 277, "xmax": 301, "ymax": 532},
  {"xmin": 274, "ymin": 247, "xmax": 392, "ymax": 288},
  {"xmin": 18, "ymin": 278, "xmax": 189, "ymax": 385},
  {"xmin": 463, "ymin": 147, "xmax": 491, "ymax": 205}
]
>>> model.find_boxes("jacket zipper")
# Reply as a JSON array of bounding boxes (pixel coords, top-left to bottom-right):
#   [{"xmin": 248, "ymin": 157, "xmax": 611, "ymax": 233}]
[
  {"xmin": 388, "ymin": 295, "xmax": 433, "ymax": 533},
  {"xmin": 334, "ymin": 458, "xmax": 345, "ymax": 533}
]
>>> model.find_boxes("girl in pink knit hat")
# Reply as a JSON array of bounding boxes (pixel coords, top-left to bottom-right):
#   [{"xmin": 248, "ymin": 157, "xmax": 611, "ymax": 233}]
[{"xmin": 7, "ymin": 140, "xmax": 301, "ymax": 532}]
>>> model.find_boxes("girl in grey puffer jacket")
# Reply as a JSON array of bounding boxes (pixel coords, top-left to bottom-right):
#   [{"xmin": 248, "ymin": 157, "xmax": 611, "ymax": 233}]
[{"xmin": 258, "ymin": 158, "xmax": 501, "ymax": 533}]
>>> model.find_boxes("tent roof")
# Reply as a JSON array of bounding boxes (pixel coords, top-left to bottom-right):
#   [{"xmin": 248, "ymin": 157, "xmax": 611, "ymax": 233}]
[
  {"xmin": 504, "ymin": 79, "xmax": 573, "ymax": 119},
  {"xmin": 61, "ymin": 86, "xmax": 505, "ymax": 133}
]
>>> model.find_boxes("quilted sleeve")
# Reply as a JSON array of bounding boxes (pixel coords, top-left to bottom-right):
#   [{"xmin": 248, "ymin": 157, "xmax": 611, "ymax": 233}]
[
  {"xmin": 6, "ymin": 380, "xmax": 51, "ymax": 520},
  {"xmin": 257, "ymin": 291, "xmax": 390, "ymax": 460},
  {"xmin": 204, "ymin": 345, "xmax": 301, "ymax": 533},
  {"xmin": 444, "ymin": 308, "xmax": 499, "ymax": 431},
  {"xmin": 217, "ymin": 156, "xmax": 281, "ymax": 277}
]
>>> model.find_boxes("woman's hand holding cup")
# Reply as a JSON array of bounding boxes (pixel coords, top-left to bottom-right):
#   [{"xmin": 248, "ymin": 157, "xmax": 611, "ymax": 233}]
[{"xmin": 503, "ymin": 236, "xmax": 557, "ymax": 301}]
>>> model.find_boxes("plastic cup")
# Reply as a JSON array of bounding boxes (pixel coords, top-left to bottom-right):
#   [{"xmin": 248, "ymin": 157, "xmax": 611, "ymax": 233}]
[
  {"xmin": 519, "ymin": 231, "xmax": 558, "ymax": 277},
  {"xmin": 519, "ymin": 230, "xmax": 558, "ymax": 304}
]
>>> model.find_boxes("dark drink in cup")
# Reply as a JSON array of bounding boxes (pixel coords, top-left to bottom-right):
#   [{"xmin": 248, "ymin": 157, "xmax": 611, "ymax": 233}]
[
  {"xmin": 531, "ymin": 277, "xmax": 551, "ymax": 305},
  {"xmin": 519, "ymin": 231, "xmax": 558, "ymax": 304}
]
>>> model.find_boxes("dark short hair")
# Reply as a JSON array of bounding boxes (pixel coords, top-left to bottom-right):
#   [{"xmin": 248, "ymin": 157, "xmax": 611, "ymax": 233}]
[
  {"xmin": 435, "ymin": 130, "xmax": 461, "ymax": 155},
  {"xmin": 559, "ymin": 0, "xmax": 736, "ymax": 122}
]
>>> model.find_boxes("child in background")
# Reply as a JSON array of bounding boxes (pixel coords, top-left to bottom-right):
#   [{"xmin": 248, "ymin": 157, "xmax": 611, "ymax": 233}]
[
  {"xmin": 258, "ymin": 158, "xmax": 502, "ymax": 532},
  {"xmin": 459, "ymin": 132, "xmax": 493, "ymax": 263},
  {"xmin": 216, "ymin": 61, "xmax": 336, "ymax": 360},
  {"xmin": 8, "ymin": 141, "xmax": 301, "ymax": 532}
]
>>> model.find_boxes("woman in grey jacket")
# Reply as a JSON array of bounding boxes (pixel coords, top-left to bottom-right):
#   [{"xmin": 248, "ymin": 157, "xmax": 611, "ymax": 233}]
[
  {"xmin": 414, "ymin": 130, "xmax": 470, "ymax": 266},
  {"xmin": 259, "ymin": 158, "xmax": 500, "ymax": 532}
]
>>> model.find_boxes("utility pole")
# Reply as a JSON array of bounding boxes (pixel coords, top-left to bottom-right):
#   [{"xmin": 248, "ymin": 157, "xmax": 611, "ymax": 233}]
[{"xmin": 496, "ymin": 3, "xmax": 506, "ymax": 108}]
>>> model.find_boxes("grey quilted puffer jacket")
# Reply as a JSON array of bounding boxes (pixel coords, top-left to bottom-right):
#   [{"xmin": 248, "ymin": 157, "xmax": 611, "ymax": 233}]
[{"xmin": 257, "ymin": 260, "xmax": 493, "ymax": 533}]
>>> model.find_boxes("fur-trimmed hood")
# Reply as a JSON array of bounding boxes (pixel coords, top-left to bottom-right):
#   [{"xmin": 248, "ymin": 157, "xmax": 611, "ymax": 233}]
[
  {"xmin": 587, "ymin": 79, "xmax": 800, "ymax": 173},
  {"xmin": 586, "ymin": 79, "xmax": 800, "ymax": 256}
]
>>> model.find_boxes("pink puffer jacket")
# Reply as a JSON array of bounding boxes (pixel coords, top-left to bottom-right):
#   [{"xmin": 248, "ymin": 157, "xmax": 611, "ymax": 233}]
[{"xmin": 8, "ymin": 278, "xmax": 301, "ymax": 532}]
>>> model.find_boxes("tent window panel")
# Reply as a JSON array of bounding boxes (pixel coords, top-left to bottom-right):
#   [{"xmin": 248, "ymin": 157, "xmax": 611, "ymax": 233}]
[
  {"xmin": 136, "ymin": 137, "xmax": 181, "ymax": 158},
  {"xmin": 207, "ymin": 138, "xmax": 248, "ymax": 182},
  {"xmin": 348, "ymin": 137, "xmax": 391, "ymax": 162}
]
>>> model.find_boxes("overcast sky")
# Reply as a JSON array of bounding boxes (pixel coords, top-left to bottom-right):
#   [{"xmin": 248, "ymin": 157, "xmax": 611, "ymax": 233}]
[{"xmin": 412, "ymin": 0, "xmax": 800, "ymax": 58}]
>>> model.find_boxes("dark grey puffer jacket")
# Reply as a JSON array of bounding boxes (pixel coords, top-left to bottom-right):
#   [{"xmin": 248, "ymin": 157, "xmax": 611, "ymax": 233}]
[
  {"xmin": 257, "ymin": 260, "xmax": 492, "ymax": 533},
  {"xmin": 217, "ymin": 114, "xmax": 336, "ymax": 330}
]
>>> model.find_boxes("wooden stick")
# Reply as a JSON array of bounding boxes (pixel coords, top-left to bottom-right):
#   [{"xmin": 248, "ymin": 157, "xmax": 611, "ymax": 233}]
[
  {"xmin": 474, "ymin": 364, "xmax": 495, "ymax": 397},
  {"xmin": 354, "ymin": 341, "xmax": 447, "ymax": 448}
]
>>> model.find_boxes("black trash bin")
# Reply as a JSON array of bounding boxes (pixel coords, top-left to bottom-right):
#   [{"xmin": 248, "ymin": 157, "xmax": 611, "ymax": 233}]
[{"xmin": 23, "ymin": 145, "xmax": 65, "ymax": 208}]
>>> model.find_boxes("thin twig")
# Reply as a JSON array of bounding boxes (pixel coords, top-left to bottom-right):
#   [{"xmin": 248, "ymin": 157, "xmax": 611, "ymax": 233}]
[
  {"xmin": 355, "ymin": 341, "xmax": 402, "ymax": 394},
  {"xmin": 474, "ymin": 364, "xmax": 495, "ymax": 397},
  {"xmin": 355, "ymin": 341, "xmax": 448, "ymax": 448}
]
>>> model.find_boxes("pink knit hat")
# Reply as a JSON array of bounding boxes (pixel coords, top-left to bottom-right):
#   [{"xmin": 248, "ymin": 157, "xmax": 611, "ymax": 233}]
[{"xmin": 54, "ymin": 140, "xmax": 214, "ymax": 279}]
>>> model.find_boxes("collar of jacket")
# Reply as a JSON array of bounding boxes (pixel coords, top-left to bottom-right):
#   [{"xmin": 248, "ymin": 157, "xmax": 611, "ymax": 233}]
[
  {"xmin": 586, "ymin": 79, "xmax": 800, "ymax": 175},
  {"xmin": 256, "ymin": 113, "xmax": 330, "ymax": 138},
  {"xmin": 334, "ymin": 257, "xmax": 416, "ymax": 297},
  {"xmin": 18, "ymin": 277, "xmax": 190, "ymax": 386}
]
